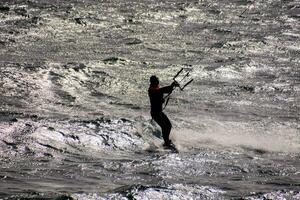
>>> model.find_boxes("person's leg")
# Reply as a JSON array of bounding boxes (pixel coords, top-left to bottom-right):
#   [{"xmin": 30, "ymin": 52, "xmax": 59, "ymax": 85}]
[
  {"xmin": 151, "ymin": 112, "xmax": 172, "ymax": 145},
  {"xmin": 160, "ymin": 112, "xmax": 172, "ymax": 145}
]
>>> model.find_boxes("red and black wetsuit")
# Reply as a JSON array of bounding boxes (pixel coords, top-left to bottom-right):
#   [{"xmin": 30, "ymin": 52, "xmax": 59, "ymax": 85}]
[{"xmin": 148, "ymin": 84, "xmax": 175, "ymax": 145}]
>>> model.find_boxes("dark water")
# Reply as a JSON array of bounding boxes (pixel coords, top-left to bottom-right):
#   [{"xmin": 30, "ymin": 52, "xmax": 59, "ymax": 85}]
[{"xmin": 0, "ymin": 0, "xmax": 299, "ymax": 199}]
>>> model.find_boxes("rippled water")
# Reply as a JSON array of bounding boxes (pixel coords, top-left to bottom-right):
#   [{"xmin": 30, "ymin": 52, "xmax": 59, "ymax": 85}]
[{"xmin": 0, "ymin": 0, "xmax": 299, "ymax": 199}]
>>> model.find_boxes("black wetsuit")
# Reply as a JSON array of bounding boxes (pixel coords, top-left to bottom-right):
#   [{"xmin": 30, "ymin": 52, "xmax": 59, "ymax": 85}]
[{"xmin": 148, "ymin": 84, "xmax": 175, "ymax": 145}]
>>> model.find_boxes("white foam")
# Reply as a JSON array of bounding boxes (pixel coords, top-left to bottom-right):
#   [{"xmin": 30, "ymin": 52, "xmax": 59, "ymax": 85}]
[{"xmin": 283, "ymin": 32, "xmax": 300, "ymax": 38}]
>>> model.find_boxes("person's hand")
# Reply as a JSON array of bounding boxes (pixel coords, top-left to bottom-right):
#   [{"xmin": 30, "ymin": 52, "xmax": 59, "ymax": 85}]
[{"xmin": 172, "ymin": 81, "xmax": 180, "ymax": 87}]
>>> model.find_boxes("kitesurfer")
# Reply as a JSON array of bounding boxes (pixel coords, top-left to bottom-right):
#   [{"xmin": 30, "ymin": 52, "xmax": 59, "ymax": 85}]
[{"xmin": 148, "ymin": 75, "xmax": 179, "ymax": 147}]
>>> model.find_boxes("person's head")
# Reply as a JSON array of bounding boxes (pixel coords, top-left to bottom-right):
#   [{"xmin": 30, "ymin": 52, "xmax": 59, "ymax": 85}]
[{"xmin": 150, "ymin": 75, "xmax": 159, "ymax": 86}]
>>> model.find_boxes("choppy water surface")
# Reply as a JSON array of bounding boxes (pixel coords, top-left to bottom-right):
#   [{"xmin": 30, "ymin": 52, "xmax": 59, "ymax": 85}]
[{"xmin": 0, "ymin": 0, "xmax": 299, "ymax": 199}]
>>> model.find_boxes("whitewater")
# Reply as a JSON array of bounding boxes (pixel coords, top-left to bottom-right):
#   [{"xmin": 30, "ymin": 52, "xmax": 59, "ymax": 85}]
[{"xmin": 0, "ymin": 0, "xmax": 299, "ymax": 199}]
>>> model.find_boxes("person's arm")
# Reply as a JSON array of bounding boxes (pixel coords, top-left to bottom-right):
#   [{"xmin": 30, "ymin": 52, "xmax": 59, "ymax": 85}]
[
  {"xmin": 159, "ymin": 81, "xmax": 179, "ymax": 94},
  {"xmin": 159, "ymin": 85, "xmax": 173, "ymax": 94}
]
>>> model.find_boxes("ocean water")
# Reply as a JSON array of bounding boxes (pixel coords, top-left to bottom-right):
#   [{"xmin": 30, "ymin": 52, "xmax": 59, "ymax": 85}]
[{"xmin": 0, "ymin": 0, "xmax": 299, "ymax": 199}]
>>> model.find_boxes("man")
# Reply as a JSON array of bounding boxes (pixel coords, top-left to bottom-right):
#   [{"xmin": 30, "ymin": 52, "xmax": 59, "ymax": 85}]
[{"xmin": 148, "ymin": 75, "xmax": 179, "ymax": 147}]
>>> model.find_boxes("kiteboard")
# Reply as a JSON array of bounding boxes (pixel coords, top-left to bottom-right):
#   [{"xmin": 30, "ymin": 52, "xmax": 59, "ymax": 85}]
[
  {"xmin": 163, "ymin": 143, "xmax": 179, "ymax": 153},
  {"xmin": 145, "ymin": 142, "xmax": 179, "ymax": 154}
]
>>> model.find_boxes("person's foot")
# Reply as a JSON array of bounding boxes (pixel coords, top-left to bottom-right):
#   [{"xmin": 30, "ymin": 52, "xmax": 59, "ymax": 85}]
[{"xmin": 163, "ymin": 140, "xmax": 174, "ymax": 147}]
